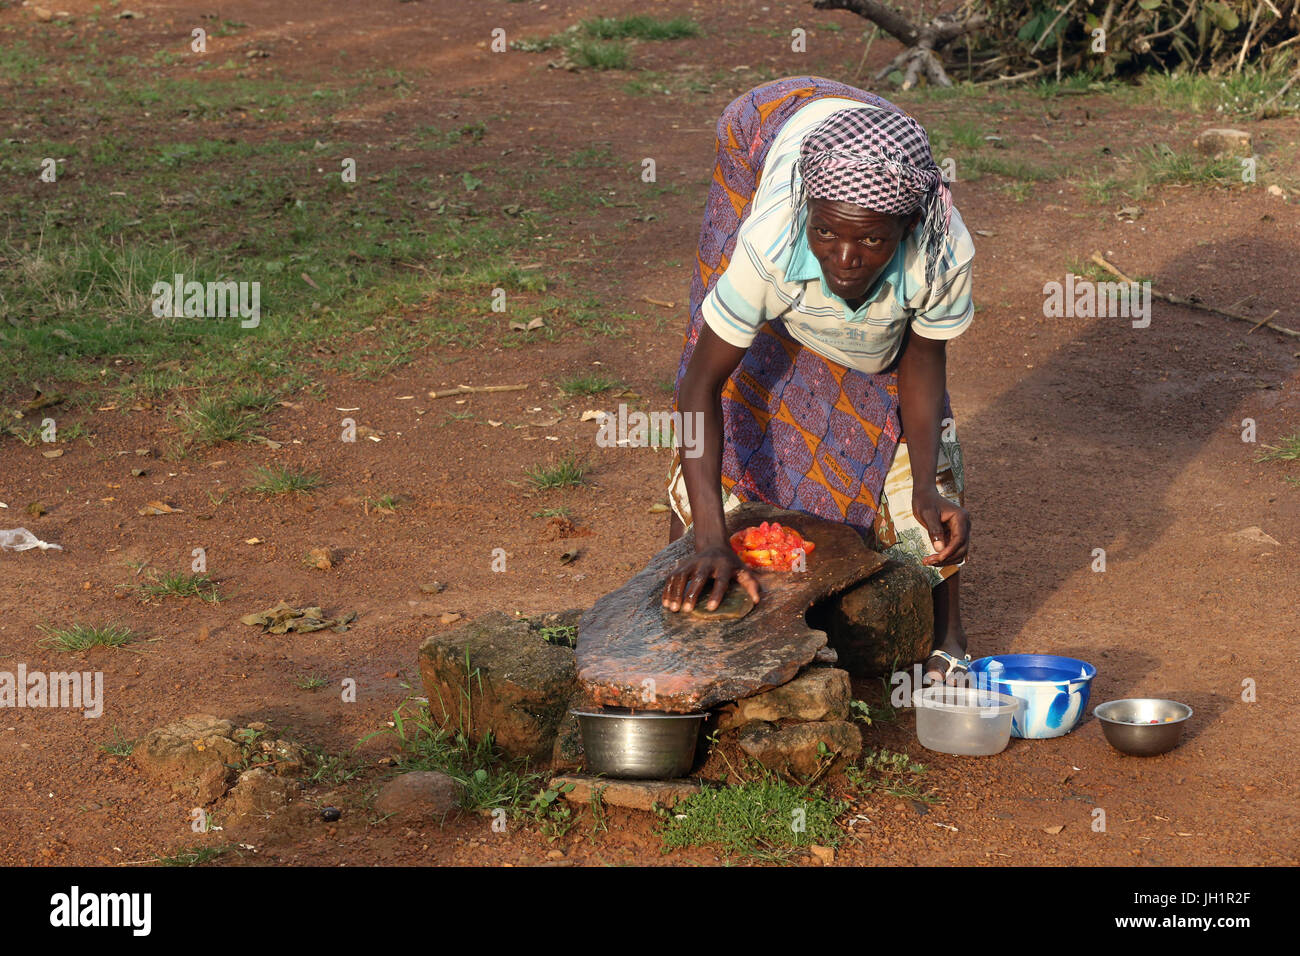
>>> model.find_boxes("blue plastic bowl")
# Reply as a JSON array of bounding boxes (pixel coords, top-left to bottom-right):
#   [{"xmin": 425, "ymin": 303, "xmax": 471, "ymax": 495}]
[{"xmin": 968, "ymin": 654, "xmax": 1096, "ymax": 739}]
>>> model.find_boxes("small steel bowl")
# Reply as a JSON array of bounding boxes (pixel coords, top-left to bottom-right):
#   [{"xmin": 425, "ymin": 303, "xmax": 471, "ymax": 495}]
[
  {"xmin": 572, "ymin": 708, "xmax": 706, "ymax": 779},
  {"xmin": 1094, "ymin": 698, "xmax": 1192, "ymax": 756}
]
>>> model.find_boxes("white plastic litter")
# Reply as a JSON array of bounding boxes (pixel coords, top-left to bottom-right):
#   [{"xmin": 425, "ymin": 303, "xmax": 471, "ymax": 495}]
[{"xmin": 0, "ymin": 528, "xmax": 63, "ymax": 552}]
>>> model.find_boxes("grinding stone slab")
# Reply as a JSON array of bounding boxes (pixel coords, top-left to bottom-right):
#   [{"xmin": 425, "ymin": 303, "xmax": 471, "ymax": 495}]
[{"xmin": 577, "ymin": 501, "xmax": 887, "ymax": 712}]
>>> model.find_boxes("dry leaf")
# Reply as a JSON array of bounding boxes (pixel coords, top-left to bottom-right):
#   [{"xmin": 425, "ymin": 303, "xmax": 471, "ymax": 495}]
[
  {"xmin": 42, "ymin": 449, "xmax": 64, "ymax": 459},
  {"xmin": 138, "ymin": 501, "xmax": 181, "ymax": 515},
  {"xmin": 439, "ymin": 612, "xmax": 462, "ymax": 625},
  {"xmin": 1043, "ymin": 824, "xmax": 1065, "ymax": 835},
  {"xmin": 560, "ymin": 547, "xmax": 580, "ymax": 565},
  {"xmin": 488, "ymin": 420, "xmax": 503, "ymax": 427},
  {"xmin": 419, "ymin": 581, "xmax": 447, "ymax": 594},
  {"xmin": 580, "ymin": 410, "xmax": 607, "ymax": 423},
  {"xmin": 130, "ymin": 468, "xmax": 146, "ymax": 477},
  {"xmin": 245, "ymin": 537, "xmax": 263, "ymax": 545},
  {"xmin": 648, "ymin": 502, "xmax": 670, "ymax": 514},
  {"xmin": 528, "ymin": 413, "xmax": 563, "ymax": 427}
]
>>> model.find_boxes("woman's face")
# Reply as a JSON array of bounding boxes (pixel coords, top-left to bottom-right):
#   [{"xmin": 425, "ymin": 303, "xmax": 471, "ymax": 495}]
[{"xmin": 805, "ymin": 198, "xmax": 918, "ymax": 303}]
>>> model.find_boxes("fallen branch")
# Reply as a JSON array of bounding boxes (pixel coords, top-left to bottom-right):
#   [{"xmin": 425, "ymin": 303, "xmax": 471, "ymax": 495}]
[
  {"xmin": 814, "ymin": 0, "xmax": 986, "ymax": 88},
  {"xmin": 1089, "ymin": 252, "xmax": 1300, "ymax": 338},
  {"xmin": 427, "ymin": 384, "xmax": 528, "ymax": 399}
]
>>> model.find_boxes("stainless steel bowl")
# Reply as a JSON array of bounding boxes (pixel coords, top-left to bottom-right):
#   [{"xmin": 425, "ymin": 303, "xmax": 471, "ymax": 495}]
[
  {"xmin": 572, "ymin": 708, "xmax": 706, "ymax": 779},
  {"xmin": 1094, "ymin": 698, "xmax": 1192, "ymax": 756}
]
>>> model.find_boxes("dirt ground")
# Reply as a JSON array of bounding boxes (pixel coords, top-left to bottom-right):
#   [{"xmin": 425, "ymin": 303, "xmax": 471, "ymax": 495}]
[{"xmin": 1, "ymin": 0, "xmax": 1297, "ymax": 867}]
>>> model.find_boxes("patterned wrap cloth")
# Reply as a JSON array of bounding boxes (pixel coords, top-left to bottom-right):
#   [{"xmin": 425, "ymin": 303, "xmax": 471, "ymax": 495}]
[{"xmin": 671, "ymin": 75, "xmax": 955, "ymax": 545}]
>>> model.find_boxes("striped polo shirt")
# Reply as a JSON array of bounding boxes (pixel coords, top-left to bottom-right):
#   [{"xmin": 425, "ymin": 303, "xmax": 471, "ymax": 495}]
[{"xmin": 701, "ymin": 97, "xmax": 975, "ymax": 373}]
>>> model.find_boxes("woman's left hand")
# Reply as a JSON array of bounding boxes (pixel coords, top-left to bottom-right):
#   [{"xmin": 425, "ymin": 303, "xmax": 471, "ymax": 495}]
[{"xmin": 911, "ymin": 490, "xmax": 971, "ymax": 566}]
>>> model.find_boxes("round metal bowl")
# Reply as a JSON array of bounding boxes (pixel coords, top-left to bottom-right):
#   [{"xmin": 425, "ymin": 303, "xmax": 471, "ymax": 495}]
[
  {"xmin": 572, "ymin": 708, "xmax": 706, "ymax": 779},
  {"xmin": 1094, "ymin": 698, "xmax": 1192, "ymax": 756}
]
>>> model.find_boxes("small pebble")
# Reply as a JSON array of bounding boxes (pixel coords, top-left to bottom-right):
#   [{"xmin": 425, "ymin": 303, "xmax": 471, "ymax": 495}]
[{"xmin": 321, "ymin": 806, "xmax": 341, "ymax": 822}]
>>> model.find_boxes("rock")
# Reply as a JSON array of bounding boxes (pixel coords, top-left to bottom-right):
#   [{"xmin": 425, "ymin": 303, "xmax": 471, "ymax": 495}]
[
  {"xmin": 550, "ymin": 774, "xmax": 701, "ymax": 811},
  {"xmin": 814, "ymin": 645, "xmax": 838, "ymax": 664},
  {"xmin": 816, "ymin": 559, "xmax": 933, "ymax": 677},
  {"xmin": 1229, "ymin": 526, "xmax": 1281, "ymax": 547},
  {"xmin": 373, "ymin": 771, "xmax": 463, "ymax": 821},
  {"xmin": 737, "ymin": 720, "xmax": 861, "ymax": 776},
  {"xmin": 686, "ymin": 586, "xmax": 754, "ymax": 621},
  {"xmin": 418, "ymin": 611, "xmax": 577, "ymax": 761},
  {"xmin": 131, "ymin": 715, "xmax": 241, "ymax": 804},
  {"xmin": 809, "ymin": 844, "xmax": 836, "ymax": 866},
  {"xmin": 578, "ymin": 502, "xmax": 885, "ymax": 711},
  {"xmin": 549, "ymin": 689, "xmax": 589, "ymax": 772},
  {"xmin": 1192, "ymin": 128, "xmax": 1251, "ymax": 158},
  {"xmin": 715, "ymin": 667, "xmax": 851, "ymax": 732},
  {"xmin": 255, "ymin": 737, "xmax": 308, "ymax": 776},
  {"xmin": 226, "ymin": 768, "xmax": 300, "ymax": 821}
]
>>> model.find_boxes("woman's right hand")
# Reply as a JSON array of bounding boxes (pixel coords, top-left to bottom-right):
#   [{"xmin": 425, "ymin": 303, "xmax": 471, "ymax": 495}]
[{"xmin": 661, "ymin": 545, "xmax": 761, "ymax": 614}]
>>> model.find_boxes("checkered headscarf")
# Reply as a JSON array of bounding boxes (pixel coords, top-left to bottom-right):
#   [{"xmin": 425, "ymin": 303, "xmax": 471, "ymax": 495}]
[{"xmin": 791, "ymin": 107, "xmax": 953, "ymax": 286}]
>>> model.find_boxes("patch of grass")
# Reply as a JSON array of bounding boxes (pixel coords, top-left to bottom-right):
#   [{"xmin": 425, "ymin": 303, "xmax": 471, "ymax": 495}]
[
  {"xmin": 1120, "ymin": 143, "xmax": 1243, "ymax": 198},
  {"xmin": 38, "ymin": 622, "xmax": 136, "ymax": 651},
  {"xmin": 580, "ymin": 15, "xmax": 701, "ymax": 41},
  {"xmin": 527, "ymin": 781, "xmax": 578, "ymax": 842},
  {"xmin": 1031, "ymin": 69, "xmax": 1112, "ymax": 99},
  {"xmin": 1257, "ymin": 433, "xmax": 1300, "ymax": 463},
  {"xmin": 302, "ymin": 746, "xmax": 364, "ymax": 786},
  {"xmin": 569, "ymin": 40, "xmax": 630, "ymax": 71},
  {"xmin": 366, "ymin": 493, "xmax": 402, "ymax": 512},
  {"xmin": 139, "ymin": 571, "xmax": 221, "ymax": 603},
  {"xmin": 531, "ymin": 507, "xmax": 571, "ymax": 518},
  {"xmin": 1080, "ymin": 171, "xmax": 1120, "ymax": 205},
  {"xmin": 0, "ymin": 62, "xmax": 586, "ymax": 405},
  {"xmin": 658, "ymin": 773, "xmax": 847, "ymax": 862},
  {"xmin": 928, "ymin": 119, "xmax": 986, "ymax": 153},
  {"xmin": 247, "ymin": 465, "xmax": 323, "ymax": 496},
  {"xmin": 1134, "ymin": 56, "xmax": 1300, "ymax": 115},
  {"xmin": 1065, "ymin": 256, "xmax": 1110, "ymax": 281},
  {"xmin": 157, "ymin": 845, "xmax": 231, "ymax": 867},
  {"xmin": 99, "ymin": 727, "xmax": 136, "ymax": 757},
  {"xmin": 964, "ymin": 153, "xmax": 1055, "ymax": 182},
  {"xmin": 180, "ymin": 393, "xmax": 271, "ymax": 445},
  {"xmin": 514, "ymin": 15, "xmax": 699, "ymax": 67},
  {"xmin": 525, "ymin": 452, "xmax": 588, "ymax": 490},
  {"xmin": 293, "ymin": 674, "xmax": 329, "ymax": 691},
  {"xmin": 845, "ymin": 747, "xmax": 936, "ymax": 803},
  {"xmin": 557, "ymin": 373, "xmax": 621, "ymax": 396},
  {"xmin": 536, "ymin": 624, "xmax": 577, "ymax": 648},
  {"xmin": 998, "ymin": 180, "xmax": 1035, "ymax": 202},
  {"xmin": 365, "ymin": 700, "xmax": 546, "ymax": 814}
]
